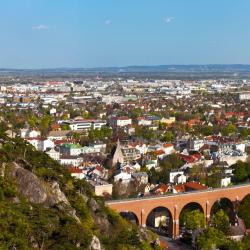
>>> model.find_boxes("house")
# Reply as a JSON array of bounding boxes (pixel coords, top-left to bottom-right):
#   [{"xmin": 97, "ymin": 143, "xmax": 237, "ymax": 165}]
[
  {"xmin": 161, "ymin": 117, "xmax": 176, "ymax": 125},
  {"xmin": 188, "ymin": 138, "xmax": 204, "ymax": 151},
  {"xmin": 152, "ymin": 184, "xmax": 170, "ymax": 195},
  {"xmin": 68, "ymin": 166, "xmax": 86, "ymax": 180},
  {"xmin": 6, "ymin": 130, "xmax": 17, "ymax": 138},
  {"xmin": 20, "ymin": 128, "xmax": 41, "ymax": 138},
  {"xmin": 169, "ymin": 170, "xmax": 186, "ymax": 184},
  {"xmin": 132, "ymin": 172, "xmax": 148, "ymax": 185},
  {"xmin": 153, "ymin": 149, "xmax": 167, "ymax": 160},
  {"xmin": 221, "ymin": 176, "xmax": 231, "ymax": 187},
  {"xmin": 26, "ymin": 138, "xmax": 43, "ymax": 151},
  {"xmin": 114, "ymin": 172, "xmax": 132, "ymax": 183},
  {"xmin": 28, "ymin": 129, "xmax": 41, "ymax": 138},
  {"xmin": 60, "ymin": 143, "xmax": 100, "ymax": 156},
  {"xmin": 48, "ymin": 130, "xmax": 71, "ymax": 140},
  {"xmin": 233, "ymin": 143, "xmax": 245, "ymax": 153},
  {"xmin": 137, "ymin": 117, "xmax": 152, "ymax": 126},
  {"xmin": 163, "ymin": 143, "xmax": 175, "ymax": 155},
  {"xmin": 91, "ymin": 165, "xmax": 107, "ymax": 179},
  {"xmin": 63, "ymin": 119, "xmax": 106, "ymax": 131},
  {"xmin": 128, "ymin": 142, "xmax": 148, "ymax": 154},
  {"xmin": 59, "ymin": 156, "xmax": 83, "ymax": 167},
  {"xmin": 146, "ymin": 206, "xmax": 170, "ymax": 228},
  {"xmin": 122, "ymin": 147, "xmax": 141, "ymax": 163},
  {"xmin": 144, "ymin": 184, "xmax": 154, "ymax": 195},
  {"xmin": 46, "ymin": 148, "xmax": 60, "ymax": 160},
  {"xmin": 41, "ymin": 139, "xmax": 54, "ymax": 151},
  {"xmin": 109, "ymin": 116, "xmax": 132, "ymax": 128},
  {"xmin": 173, "ymin": 182, "xmax": 208, "ymax": 194},
  {"xmin": 88, "ymin": 180, "xmax": 113, "ymax": 197},
  {"xmin": 145, "ymin": 160, "xmax": 157, "ymax": 170},
  {"xmin": 131, "ymin": 162, "xmax": 141, "ymax": 171}
]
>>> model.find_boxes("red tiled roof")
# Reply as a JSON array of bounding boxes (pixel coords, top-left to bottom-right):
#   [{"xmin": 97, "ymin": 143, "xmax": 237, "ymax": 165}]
[
  {"xmin": 154, "ymin": 183, "xmax": 169, "ymax": 193},
  {"xmin": 68, "ymin": 167, "xmax": 82, "ymax": 174},
  {"xmin": 184, "ymin": 182, "xmax": 208, "ymax": 190},
  {"xmin": 173, "ymin": 184, "xmax": 186, "ymax": 193},
  {"xmin": 95, "ymin": 165, "xmax": 103, "ymax": 172},
  {"xmin": 154, "ymin": 150, "xmax": 166, "ymax": 156},
  {"xmin": 173, "ymin": 182, "xmax": 208, "ymax": 193}
]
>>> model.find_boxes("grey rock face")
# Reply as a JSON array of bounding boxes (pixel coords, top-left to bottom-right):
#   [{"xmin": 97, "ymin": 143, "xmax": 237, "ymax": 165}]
[
  {"xmin": 9, "ymin": 162, "xmax": 70, "ymax": 207},
  {"xmin": 10, "ymin": 162, "xmax": 47, "ymax": 204},
  {"xmin": 89, "ymin": 235, "xmax": 102, "ymax": 250}
]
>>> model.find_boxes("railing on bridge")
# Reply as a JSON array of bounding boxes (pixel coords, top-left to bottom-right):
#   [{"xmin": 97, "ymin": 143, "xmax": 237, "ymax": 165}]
[{"xmin": 106, "ymin": 182, "xmax": 250, "ymax": 204}]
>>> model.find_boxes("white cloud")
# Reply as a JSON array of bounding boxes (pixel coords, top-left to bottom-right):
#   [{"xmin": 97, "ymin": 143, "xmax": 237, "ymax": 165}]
[
  {"xmin": 164, "ymin": 17, "xmax": 175, "ymax": 24},
  {"xmin": 104, "ymin": 20, "xmax": 111, "ymax": 25},
  {"xmin": 32, "ymin": 24, "xmax": 49, "ymax": 30}
]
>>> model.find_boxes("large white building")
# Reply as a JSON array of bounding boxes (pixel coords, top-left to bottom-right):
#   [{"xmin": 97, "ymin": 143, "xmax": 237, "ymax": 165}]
[
  {"xmin": 109, "ymin": 116, "xmax": 132, "ymax": 128},
  {"xmin": 239, "ymin": 92, "xmax": 250, "ymax": 101},
  {"xmin": 64, "ymin": 119, "xmax": 106, "ymax": 131}
]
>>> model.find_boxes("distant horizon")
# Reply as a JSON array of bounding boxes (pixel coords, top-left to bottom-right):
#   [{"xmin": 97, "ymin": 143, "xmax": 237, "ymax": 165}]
[{"xmin": 2, "ymin": 64, "xmax": 250, "ymax": 71}]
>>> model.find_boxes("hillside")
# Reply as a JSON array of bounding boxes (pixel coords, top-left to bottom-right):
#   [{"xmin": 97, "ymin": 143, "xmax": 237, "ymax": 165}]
[{"xmin": 0, "ymin": 133, "xmax": 159, "ymax": 250}]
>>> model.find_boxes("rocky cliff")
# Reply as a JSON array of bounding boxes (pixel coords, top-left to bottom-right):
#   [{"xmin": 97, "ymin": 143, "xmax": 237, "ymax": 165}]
[{"xmin": 0, "ymin": 137, "xmax": 158, "ymax": 250}]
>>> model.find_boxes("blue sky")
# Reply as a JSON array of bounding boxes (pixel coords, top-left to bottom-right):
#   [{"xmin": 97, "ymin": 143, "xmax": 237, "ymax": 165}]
[{"xmin": 0, "ymin": 0, "xmax": 250, "ymax": 68}]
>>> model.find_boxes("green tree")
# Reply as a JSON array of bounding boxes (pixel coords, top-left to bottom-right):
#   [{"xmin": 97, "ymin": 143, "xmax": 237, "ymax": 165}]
[
  {"xmin": 184, "ymin": 209, "xmax": 205, "ymax": 230},
  {"xmin": 61, "ymin": 124, "xmax": 70, "ymax": 130},
  {"xmin": 201, "ymin": 125, "xmax": 213, "ymax": 136},
  {"xmin": 28, "ymin": 115, "xmax": 38, "ymax": 128},
  {"xmin": 221, "ymin": 123, "xmax": 237, "ymax": 136},
  {"xmin": 161, "ymin": 131, "xmax": 174, "ymax": 142},
  {"xmin": 211, "ymin": 209, "xmax": 230, "ymax": 235},
  {"xmin": 239, "ymin": 128, "xmax": 249, "ymax": 140},
  {"xmin": 239, "ymin": 195, "xmax": 250, "ymax": 228},
  {"xmin": 39, "ymin": 115, "xmax": 52, "ymax": 136},
  {"xmin": 197, "ymin": 227, "xmax": 226, "ymax": 250},
  {"xmin": 232, "ymin": 161, "xmax": 248, "ymax": 183}
]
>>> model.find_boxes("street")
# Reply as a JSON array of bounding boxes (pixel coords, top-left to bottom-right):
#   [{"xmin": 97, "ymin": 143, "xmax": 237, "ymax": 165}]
[{"xmin": 159, "ymin": 236, "xmax": 194, "ymax": 250}]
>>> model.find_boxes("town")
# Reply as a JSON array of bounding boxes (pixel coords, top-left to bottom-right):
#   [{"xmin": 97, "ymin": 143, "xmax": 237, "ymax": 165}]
[{"xmin": 0, "ymin": 76, "xmax": 250, "ymax": 249}]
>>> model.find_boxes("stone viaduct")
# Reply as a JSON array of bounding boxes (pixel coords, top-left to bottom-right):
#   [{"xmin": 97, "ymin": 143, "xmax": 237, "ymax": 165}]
[{"xmin": 106, "ymin": 184, "xmax": 250, "ymax": 239}]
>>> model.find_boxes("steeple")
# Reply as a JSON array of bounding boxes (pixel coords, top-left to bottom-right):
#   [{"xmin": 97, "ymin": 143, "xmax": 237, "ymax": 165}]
[{"xmin": 112, "ymin": 139, "xmax": 124, "ymax": 167}]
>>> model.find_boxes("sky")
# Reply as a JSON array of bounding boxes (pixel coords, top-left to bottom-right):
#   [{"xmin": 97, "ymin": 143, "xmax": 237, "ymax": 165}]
[{"xmin": 0, "ymin": 0, "xmax": 250, "ymax": 68}]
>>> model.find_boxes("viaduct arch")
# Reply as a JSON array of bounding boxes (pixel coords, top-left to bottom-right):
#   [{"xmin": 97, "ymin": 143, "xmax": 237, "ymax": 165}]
[{"xmin": 106, "ymin": 184, "xmax": 250, "ymax": 239}]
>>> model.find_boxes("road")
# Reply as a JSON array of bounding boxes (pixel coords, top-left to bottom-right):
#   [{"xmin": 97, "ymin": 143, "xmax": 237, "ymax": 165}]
[{"xmin": 159, "ymin": 236, "xmax": 194, "ymax": 250}]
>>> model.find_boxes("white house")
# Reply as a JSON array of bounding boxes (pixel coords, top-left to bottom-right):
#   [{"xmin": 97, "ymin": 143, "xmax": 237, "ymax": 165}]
[
  {"xmin": 109, "ymin": 116, "xmax": 132, "ymax": 128},
  {"xmin": 174, "ymin": 174, "xmax": 187, "ymax": 184},
  {"xmin": 234, "ymin": 143, "xmax": 246, "ymax": 153},
  {"xmin": 189, "ymin": 139, "xmax": 204, "ymax": 151},
  {"xmin": 26, "ymin": 138, "xmax": 43, "ymax": 151},
  {"xmin": 41, "ymin": 139, "xmax": 54, "ymax": 151},
  {"xmin": 46, "ymin": 148, "xmax": 60, "ymax": 160},
  {"xmin": 60, "ymin": 143, "xmax": 100, "ymax": 156},
  {"xmin": 20, "ymin": 128, "xmax": 29, "ymax": 138},
  {"xmin": 221, "ymin": 176, "xmax": 231, "ymax": 187},
  {"xmin": 28, "ymin": 129, "xmax": 41, "ymax": 138},
  {"xmin": 169, "ymin": 170, "xmax": 186, "ymax": 183},
  {"xmin": 65, "ymin": 119, "xmax": 106, "ymax": 131},
  {"xmin": 59, "ymin": 156, "xmax": 83, "ymax": 167},
  {"xmin": 137, "ymin": 117, "xmax": 152, "ymax": 126},
  {"xmin": 163, "ymin": 143, "xmax": 175, "ymax": 155},
  {"xmin": 50, "ymin": 108, "xmax": 57, "ymax": 115},
  {"xmin": 114, "ymin": 172, "xmax": 132, "ymax": 183},
  {"xmin": 68, "ymin": 167, "xmax": 86, "ymax": 180},
  {"xmin": 131, "ymin": 162, "xmax": 141, "ymax": 171}
]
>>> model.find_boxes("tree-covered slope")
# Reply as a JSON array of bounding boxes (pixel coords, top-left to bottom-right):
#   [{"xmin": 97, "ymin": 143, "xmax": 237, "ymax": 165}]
[{"xmin": 0, "ymin": 135, "xmax": 158, "ymax": 250}]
